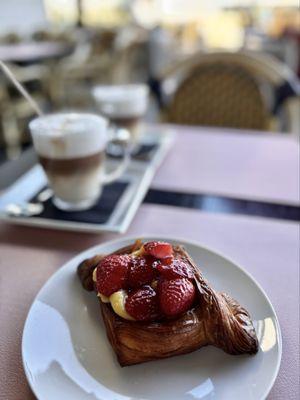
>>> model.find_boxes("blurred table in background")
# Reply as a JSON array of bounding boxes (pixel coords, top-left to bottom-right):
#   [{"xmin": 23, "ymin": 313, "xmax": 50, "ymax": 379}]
[{"xmin": 0, "ymin": 41, "xmax": 74, "ymax": 64}]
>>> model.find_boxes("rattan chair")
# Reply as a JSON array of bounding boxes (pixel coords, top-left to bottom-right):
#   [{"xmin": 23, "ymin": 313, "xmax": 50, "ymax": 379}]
[
  {"xmin": 167, "ymin": 62, "xmax": 269, "ymax": 130},
  {"xmin": 158, "ymin": 51, "xmax": 300, "ymax": 133}
]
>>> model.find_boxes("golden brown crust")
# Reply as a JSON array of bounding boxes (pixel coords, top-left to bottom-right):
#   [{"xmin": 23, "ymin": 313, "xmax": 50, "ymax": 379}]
[
  {"xmin": 181, "ymin": 246, "xmax": 258, "ymax": 355},
  {"xmin": 100, "ymin": 300, "xmax": 208, "ymax": 366},
  {"xmin": 77, "ymin": 242, "xmax": 259, "ymax": 366}
]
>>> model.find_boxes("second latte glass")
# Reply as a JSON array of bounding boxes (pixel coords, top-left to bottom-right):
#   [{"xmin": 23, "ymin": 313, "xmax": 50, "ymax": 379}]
[{"xmin": 92, "ymin": 84, "xmax": 149, "ymax": 144}]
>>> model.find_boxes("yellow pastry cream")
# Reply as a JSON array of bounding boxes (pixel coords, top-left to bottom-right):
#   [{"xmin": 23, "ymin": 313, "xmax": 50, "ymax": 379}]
[
  {"xmin": 92, "ymin": 267, "xmax": 110, "ymax": 303},
  {"xmin": 109, "ymin": 290, "xmax": 135, "ymax": 321}
]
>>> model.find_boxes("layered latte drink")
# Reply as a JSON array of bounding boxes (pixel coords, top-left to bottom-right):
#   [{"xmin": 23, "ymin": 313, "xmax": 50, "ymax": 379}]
[
  {"xmin": 30, "ymin": 113, "xmax": 108, "ymax": 211},
  {"xmin": 93, "ymin": 84, "xmax": 149, "ymax": 143}
]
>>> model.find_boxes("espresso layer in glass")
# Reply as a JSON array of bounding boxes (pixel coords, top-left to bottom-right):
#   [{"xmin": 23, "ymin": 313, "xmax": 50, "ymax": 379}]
[
  {"xmin": 39, "ymin": 151, "xmax": 104, "ymax": 175},
  {"xmin": 108, "ymin": 115, "xmax": 141, "ymax": 142},
  {"xmin": 110, "ymin": 115, "xmax": 139, "ymax": 128},
  {"xmin": 39, "ymin": 151, "xmax": 104, "ymax": 204}
]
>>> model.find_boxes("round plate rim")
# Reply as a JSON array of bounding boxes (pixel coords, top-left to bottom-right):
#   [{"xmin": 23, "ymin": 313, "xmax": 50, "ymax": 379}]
[{"xmin": 22, "ymin": 234, "xmax": 282, "ymax": 400}]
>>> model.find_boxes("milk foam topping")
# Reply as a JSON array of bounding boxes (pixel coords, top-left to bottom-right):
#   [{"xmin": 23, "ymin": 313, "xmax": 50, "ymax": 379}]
[
  {"xmin": 29, "ymin": 113, "xmax": 108, "ymax": 159},
  {"xmin": 93, "ymin": 84, "xmax": 148, "ymax": 117}
]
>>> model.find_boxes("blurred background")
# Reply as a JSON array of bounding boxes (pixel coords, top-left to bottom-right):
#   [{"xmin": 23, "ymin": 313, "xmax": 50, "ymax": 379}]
[{"xmin": 0, "ymin": 0, "xmax": 299, "ymax": 162}]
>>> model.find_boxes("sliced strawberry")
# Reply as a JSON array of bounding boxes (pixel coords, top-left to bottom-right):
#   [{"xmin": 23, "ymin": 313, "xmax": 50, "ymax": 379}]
[
  {"xmin": 144, "ymin": 241, "xmax": 173, "ymax": 259},
  {"xmin": 157, "ymin": 258, "xmax": 194, "ymax": 280},
  {"xmin": 152, "ymin": 256, "xmax": 172, "ymax": 271},
  {"xmin": 125, "ymin": 285, "xmax": 160, "ymax": 321},
  {"xmin": 127, "ymin": 256, "xmax": 156, "ymax": 288},
  {"xmin": 158, "ymin": 278, "xmax": 195, "ymax": 317},
  {"xmin": 96, "ymin": 254, "xmax": 132, "ymax": 297}
]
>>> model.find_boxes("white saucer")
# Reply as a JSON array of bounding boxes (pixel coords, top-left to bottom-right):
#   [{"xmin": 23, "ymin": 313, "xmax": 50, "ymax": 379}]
[{"xmin": 22, "ymin": 236, "xmax": 281, "ymax": 400}]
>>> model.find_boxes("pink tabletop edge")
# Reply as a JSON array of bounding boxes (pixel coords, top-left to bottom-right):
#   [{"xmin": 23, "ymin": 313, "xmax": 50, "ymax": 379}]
[{"xmin": 149, "ymin": 124, "xmax": 300, "ymax": 206}]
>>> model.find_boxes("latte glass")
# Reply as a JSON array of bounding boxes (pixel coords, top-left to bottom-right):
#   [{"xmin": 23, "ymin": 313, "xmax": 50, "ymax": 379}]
[
  {"xmin": 29, "ymin": 113, "xmax": 129, "ymax": 211},
  {"xmin": 92, "ymin": 84, "xmax": 149, "ymax": 143}
]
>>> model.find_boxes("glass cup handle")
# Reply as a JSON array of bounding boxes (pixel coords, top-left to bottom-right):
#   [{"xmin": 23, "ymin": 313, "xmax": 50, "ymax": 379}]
[{"xmin": 102, "ymin": 127, "xmax": 131, "ymax": 185}]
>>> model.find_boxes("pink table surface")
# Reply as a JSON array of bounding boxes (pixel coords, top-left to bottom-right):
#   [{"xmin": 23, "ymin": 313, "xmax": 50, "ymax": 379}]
[
  {"xmin": 151, "ymin": 125, "xmax": 300, "ymax": 205},
  {"xmin": 0, "ymin": 204, "xmax": 299, "ymax": 400}
]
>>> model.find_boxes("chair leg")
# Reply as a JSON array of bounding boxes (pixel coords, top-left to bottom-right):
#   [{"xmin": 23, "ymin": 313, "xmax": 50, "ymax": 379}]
[
  {"xmin": 1, "ymin": 109, "xmax": 22, "ymax": 159},
  {"xmin": 284, "ymin": 97, "xmax": 300, "ymax": 138}
]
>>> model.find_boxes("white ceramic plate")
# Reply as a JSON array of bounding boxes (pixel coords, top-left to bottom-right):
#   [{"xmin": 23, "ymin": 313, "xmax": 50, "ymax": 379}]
[{"xmin": 22, "ymin": 236, "xmax": 281, "ymax": 400}]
